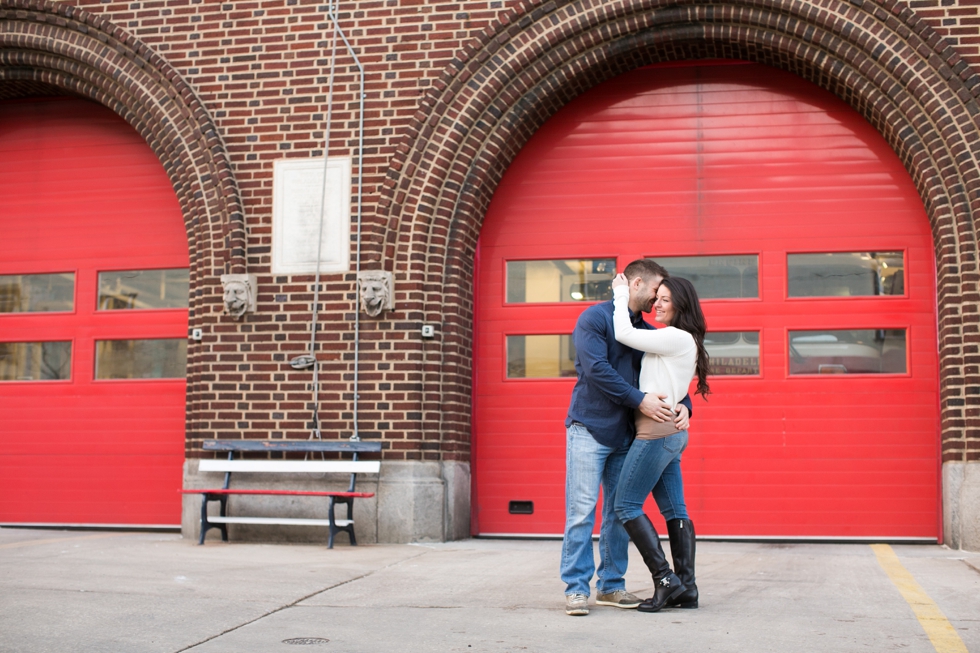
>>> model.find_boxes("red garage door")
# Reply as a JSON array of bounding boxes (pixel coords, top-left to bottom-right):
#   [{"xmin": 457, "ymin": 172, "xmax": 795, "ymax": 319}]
[
  {"xmin": 474, "ymin": 62, "xmax": 940, "ymax": 539},
  {"xmin": 0, "ymin": 98, "xmax": 188, "ymax": 527}
]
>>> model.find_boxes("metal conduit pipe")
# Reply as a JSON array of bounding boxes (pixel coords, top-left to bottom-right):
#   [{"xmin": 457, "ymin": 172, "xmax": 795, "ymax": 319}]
[
  {"xmin": 290, "ymin": 0, "xmax": 364, "ymax": 442},
  {"xmin": 330, "ymin": 2, "xmax": 366, "ymax": 443}
]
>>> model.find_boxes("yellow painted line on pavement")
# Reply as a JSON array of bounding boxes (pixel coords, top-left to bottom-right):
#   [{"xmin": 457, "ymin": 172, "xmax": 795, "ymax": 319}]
[
  {"xmin": 0, "ymin": 532, "xmax": 124, "ymax": 550},
  {"xmin": 870, "ymin": 544, "xmax": 968, "ymax": 653}
]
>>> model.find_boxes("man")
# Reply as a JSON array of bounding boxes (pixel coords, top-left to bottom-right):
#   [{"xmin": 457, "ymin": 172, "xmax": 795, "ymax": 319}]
[{"xmin": 561, "ymin": 259, "xmax": 692, "ymax": 616}]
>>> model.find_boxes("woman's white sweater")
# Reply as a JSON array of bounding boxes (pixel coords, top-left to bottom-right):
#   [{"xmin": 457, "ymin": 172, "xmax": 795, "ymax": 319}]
[{"xmin": 612, "ymin": 286, "xmax": 697, "ymax": 411}]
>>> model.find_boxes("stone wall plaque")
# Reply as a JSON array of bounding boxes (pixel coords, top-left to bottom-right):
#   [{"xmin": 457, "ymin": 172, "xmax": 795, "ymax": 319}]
[{"xmin": 272, "ymin": 156, "xmax": 352, "ymax": 274}]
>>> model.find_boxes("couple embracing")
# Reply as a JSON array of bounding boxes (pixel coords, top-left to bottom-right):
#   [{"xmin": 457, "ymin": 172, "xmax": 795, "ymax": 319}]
[{"xmin": 562, "ymin": 259, "xmax": 710, "ymax": 616}]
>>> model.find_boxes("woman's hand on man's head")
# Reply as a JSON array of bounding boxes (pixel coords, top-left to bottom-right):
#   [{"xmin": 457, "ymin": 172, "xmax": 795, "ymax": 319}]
[{"xmin": 612, "ymin": 273, "xmax": 628, "ymax": 290}]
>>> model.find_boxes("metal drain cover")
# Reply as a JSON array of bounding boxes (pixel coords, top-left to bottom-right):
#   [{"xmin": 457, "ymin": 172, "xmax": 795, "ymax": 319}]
[{"xmin": 282, "ymin": 637, "xmax": 330, "ymax": 646}]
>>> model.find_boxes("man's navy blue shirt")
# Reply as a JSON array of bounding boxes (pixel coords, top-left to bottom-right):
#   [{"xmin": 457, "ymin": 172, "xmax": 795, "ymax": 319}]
[{"xmin": 565, "ymin": 300, "xmax": 692, "ymax": 449}]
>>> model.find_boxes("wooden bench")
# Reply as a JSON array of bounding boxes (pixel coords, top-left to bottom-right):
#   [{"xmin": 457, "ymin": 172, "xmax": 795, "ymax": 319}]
[{"xmin": 181, "ymin": 439, "xmax": 382, "ymax": 548}]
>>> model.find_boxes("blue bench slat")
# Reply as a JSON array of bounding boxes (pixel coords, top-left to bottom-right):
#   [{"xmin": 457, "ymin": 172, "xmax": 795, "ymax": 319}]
[{"xmin": 202, "ymin": 439, "xmax": 382, "ymax": 453}]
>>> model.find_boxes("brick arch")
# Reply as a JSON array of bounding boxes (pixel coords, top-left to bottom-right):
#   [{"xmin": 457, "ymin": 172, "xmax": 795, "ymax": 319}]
[
  {"xmin": 379, "ymin": 0, "xmax": 980, "ymax": 460},
  {"xmin": 0, "ymin": 0, "xmax": 248, "ymax": 451},
  {"xmin": 0, "ymin": 0, "xmax": 247, "ymax": 282}
]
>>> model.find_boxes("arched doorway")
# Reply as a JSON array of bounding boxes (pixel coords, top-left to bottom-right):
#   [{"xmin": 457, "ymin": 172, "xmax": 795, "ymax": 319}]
[
  {"xmin": 0, "ymin": 97, "xmax": 189, "ymax": 526},
  {"xmin": 474, "ymin": 62, "xmax": 940, "ymax": 539}
]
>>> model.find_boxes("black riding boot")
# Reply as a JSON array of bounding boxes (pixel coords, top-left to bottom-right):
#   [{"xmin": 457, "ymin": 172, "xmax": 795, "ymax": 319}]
[
  {"xmin": 666, "ymin": 518, "xmax": 698, "ymax": 609},
  {"xmin": 623, "ymin": 515, "xmax": 686, "ymax": 613}
]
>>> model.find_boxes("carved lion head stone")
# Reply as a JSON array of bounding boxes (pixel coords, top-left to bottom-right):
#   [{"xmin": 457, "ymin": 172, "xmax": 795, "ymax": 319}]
[{"xmin": 357, "ymin": 270, "xmax": 393, "ymax": 317}]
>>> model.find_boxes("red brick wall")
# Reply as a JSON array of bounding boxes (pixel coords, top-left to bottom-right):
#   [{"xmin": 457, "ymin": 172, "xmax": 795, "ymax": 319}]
[{"xmin": 2, "ymin": 0, "xmax": 979, "ymax": 464}]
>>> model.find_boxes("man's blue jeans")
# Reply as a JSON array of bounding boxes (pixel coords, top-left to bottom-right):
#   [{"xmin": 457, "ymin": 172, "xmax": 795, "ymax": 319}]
[
  {"xmin": 560, "ymin": 422, "xmax": 631, "ymax": 597},
  {"xmin": 614, "ymin": 431, "xmax": 689, "ymax": 523}
]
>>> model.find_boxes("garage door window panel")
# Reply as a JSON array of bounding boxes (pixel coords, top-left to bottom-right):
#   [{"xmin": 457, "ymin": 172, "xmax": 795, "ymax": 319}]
[
  {"xmin": 506, "ymin": 259, "xmax": 616, "ymax": 304},
  {"xmin": 506, "ymin": 334, "xmax": 576, "ymax": 379},
  {"xmin": 97, "ymin": 269, "xmax": 189, "ymax": 310},
  {"xmin": 0, "ymin": 341, "xmax": 72, "ymax": 381},
  {"xmin": 0, "ymin": 273, "xmax": 75, "ymax": 313},
  {"xmin": 787, "ymin": 252, "xmax": 905, "ymax": 298},
  {"xmin": 705, "ymin": 331, "xmax": 760, "ymax": 376},
  {"xmin": 788, "ymin": 329, "xmax": 907, "ymax": 375},
  {"xmin": 94, "ymin": 338, "xmax": 187, "ymax": 380},
  {"xmin": 651, "ymin": 255, "xmax": 759, "ymax": 300}
]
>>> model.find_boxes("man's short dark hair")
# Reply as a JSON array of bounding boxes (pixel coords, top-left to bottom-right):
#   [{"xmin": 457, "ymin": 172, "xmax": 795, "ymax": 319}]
[{"xmin": 623, "ymin": 258, "xmax": 668, "ymax": 282}]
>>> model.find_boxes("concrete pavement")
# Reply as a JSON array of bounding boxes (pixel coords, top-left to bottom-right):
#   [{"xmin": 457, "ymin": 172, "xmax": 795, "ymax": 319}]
[{"xmin": 1, "ymin": 527, "xmax": 978, "ymax": 653}]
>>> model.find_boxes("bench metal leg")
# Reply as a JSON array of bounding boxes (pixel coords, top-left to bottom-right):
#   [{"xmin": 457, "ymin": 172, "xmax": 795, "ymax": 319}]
[
  {"xmin": 198, "ymin": 495, "xmax": 209, "ymax": 545},
  {"xmin": 218, "ymin": 496, "xmax": 229, "ymax": 541},
  {"xmin": 328, "ymin": 496, "xmax": 357, "ymax": 548},
  {"xmin": 198, "ymin": 493, "xmax": 229, "ymax": 545},
  {"xmin": 345, "ymin": 497, "xmax": 356, "ymax": 546}
]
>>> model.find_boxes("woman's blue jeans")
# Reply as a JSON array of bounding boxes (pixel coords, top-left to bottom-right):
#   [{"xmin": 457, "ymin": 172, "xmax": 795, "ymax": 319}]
[{"xmin": 614, "ymin": 430, "xmax": 690, "ymax": 523}]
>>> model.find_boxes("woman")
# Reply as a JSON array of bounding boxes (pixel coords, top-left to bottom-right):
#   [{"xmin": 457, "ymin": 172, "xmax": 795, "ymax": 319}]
[{"xmin": 610, "ymin": 273, "xmax": 710, "ymax": 613}]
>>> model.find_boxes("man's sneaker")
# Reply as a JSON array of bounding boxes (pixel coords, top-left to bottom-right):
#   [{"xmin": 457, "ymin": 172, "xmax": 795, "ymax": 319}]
[
  {"xmin": 596, "ymin": 589, "xmax": 642, "ymax": 609},
  {"xmin": 565, "ymin": 593, "xmax": 589, "ymax": 616}
]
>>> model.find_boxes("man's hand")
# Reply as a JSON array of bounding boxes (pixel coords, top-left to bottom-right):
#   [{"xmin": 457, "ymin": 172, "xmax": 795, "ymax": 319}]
[
  {"xmin": 673, "ymin": 404, "xmax": 690, "ymax": 431},
  {"xmin": 638, "ymin": 392, "xmax": 673, "ymax": 422}
]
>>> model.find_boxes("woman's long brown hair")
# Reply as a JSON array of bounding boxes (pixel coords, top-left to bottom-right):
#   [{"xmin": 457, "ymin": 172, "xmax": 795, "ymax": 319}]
[{"xmin": 660, "ymin": 276, "xmax": 711, "ymax": 398}]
